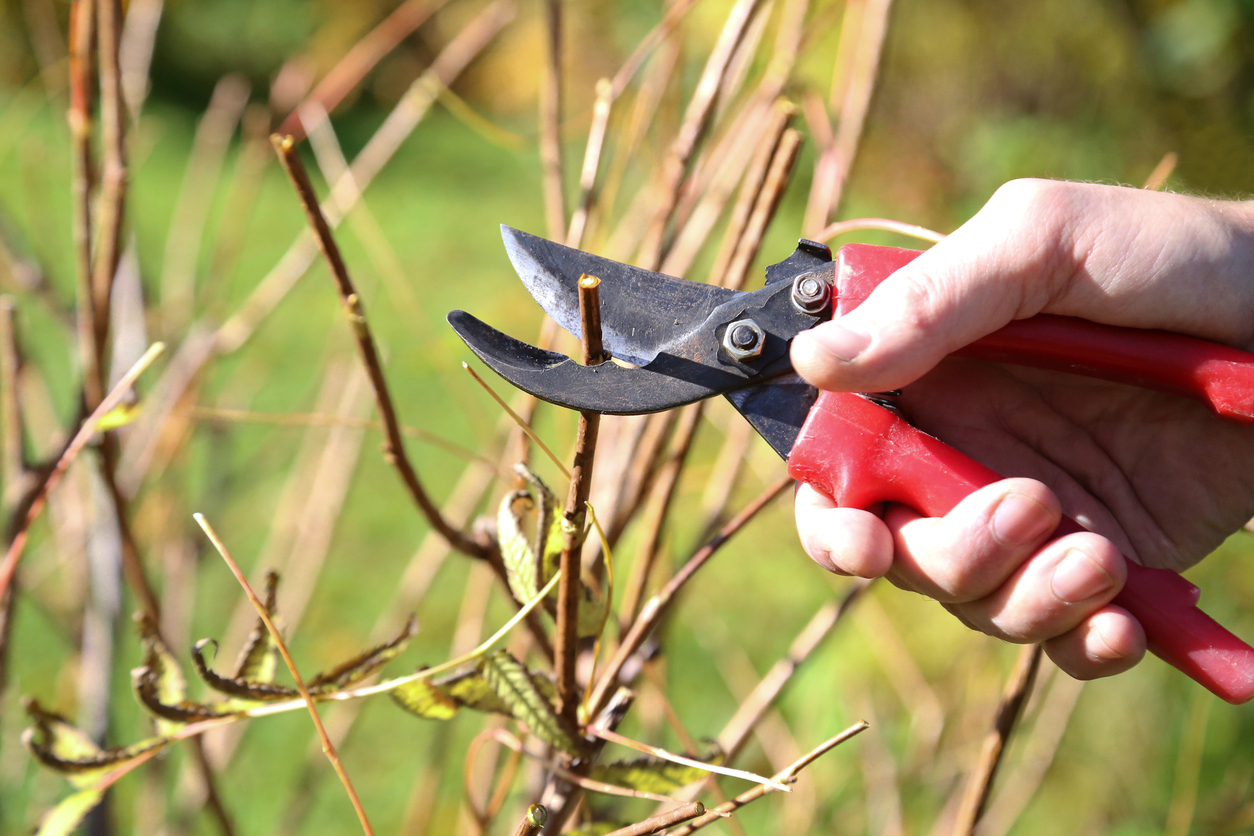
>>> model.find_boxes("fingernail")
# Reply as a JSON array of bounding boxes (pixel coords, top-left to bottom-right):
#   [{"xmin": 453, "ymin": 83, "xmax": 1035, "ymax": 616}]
[
  {"xmin": 812, "ymin": 320, "xmax": 871, "ymax": 362},
  {"xmin": 990, "ymin": 493, "xmax": 1055, "ymax": 546},
  {"xmin": 1051, "ymin": 549, "xmax": 1116, "ymax": 604}
]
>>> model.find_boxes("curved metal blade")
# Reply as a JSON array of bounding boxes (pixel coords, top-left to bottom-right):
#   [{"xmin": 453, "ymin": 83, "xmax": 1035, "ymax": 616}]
[
  {"xmin": 724, "ymin": 374, "xmax": 817, "ymax": 460},
  {"xmin": 449, "ymin": 311, "xmax": 755, "ymax": 414},
  {"xmin": 502, "ymin": 226, "xmax": 738, "ymax": 367}
]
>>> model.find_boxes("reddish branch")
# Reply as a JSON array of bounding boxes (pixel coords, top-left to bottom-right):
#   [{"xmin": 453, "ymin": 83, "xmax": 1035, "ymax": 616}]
[{"xmin": 270, "ymin": 134, "xmax": 490, "ymax": 562}]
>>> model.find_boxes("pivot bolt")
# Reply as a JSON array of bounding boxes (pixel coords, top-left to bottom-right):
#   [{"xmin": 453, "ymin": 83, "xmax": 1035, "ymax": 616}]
[
  {"xmin": 791, "ymin": 272, "xmax": 830, "ymax": 314},
  {"xmin": 724, "ymin": 318, "xmax": 765, "ymax": 361}
]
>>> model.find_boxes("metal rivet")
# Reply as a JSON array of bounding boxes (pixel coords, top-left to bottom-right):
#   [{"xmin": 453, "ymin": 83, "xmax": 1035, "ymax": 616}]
[{"xmin": 723, "ymin": 318, "xmax": 765, "ymax": 361}]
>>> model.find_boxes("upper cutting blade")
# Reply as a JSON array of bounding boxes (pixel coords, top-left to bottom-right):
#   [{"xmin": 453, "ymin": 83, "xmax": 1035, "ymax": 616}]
[{"xmin": 502, "ymin": 225, "xmax": 738, "ymax": 367}]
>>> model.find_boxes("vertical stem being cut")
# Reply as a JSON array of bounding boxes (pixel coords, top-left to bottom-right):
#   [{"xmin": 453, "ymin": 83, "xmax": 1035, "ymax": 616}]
[
  {"xmin": 555, "ymin": 274, "xmax": 604, "ymax": 725},
  {"xmin": 69, "ymin": 0, "xmax": 99, "ymax": 407}
]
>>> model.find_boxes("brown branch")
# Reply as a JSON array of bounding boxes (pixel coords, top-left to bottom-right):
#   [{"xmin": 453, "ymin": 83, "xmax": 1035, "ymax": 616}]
[
  {"xmin": 721, "ymin": 128, "xmax": 803, "ymax": 290},
  {"xmin": 0, "ymin": 342, "xmax": 163, "ymax": 600},
  {"xmin": 587, "ymin": 474, "xmax": 791, "ymax": 719},
  {"xmin": 815, "ymin": 217, "xmax": 945, "ymax": 244},
  {"xmin": 270, "ymin": 133, "xmax": 489, "ymax": 561},
  {"xmin": 636, "ymin": 0, "xmax": 768, "ymax": 270},
  {"xmin": 195, "ymin": 515, "xmax": 375, "ymax": 836},
  {"xmin": 1143, "ymin": 151, "xmax": 1178, "ymax": 191},
  {"xmin": 556, "ymin": 274, "xmax": 605, "ymax": 724},
  {"xmin": 91, "ymin": 0, "xmax": 127, "ymax": 386},
  {"xmin": 606, "ymin": 803, "xmax": 706, "ymax": 836},
  {"xmin": 0, "ymin": 299, "xmax": 23, "ymax": 505},
  {"xmin": 802, "ymin": 0, "xmax": 894, "ymax": 236},
  {"xmin": 566, "ymin": 78, "xmax": 612, "ymax": 249},
  {"xmin": 277, "ymin": 0, "xmax": 450, "ymax": 142},
  {"xmin": 717, "ymin": 581, "xmax": 870, "ymax": 761},
  {"xmin": 951, "ymin": 643, "xmax": 1043, "ymax": 835},
  {"xmin": 668, "ymin": 723, "xmax": 870, "ymax": 835},
  {"xmin": 69, "ymin": 0, "xmax": 99, "ymax": 408},
  {"xmin": 539, "ymin": 0, "xmax": 566, "ymax": 240}
]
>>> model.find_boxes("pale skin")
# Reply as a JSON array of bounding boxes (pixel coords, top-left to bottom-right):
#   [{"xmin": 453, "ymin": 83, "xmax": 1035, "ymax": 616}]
[{"xmin": 790, "ymin": 179, "xmax": 1254, "ymax": 681}]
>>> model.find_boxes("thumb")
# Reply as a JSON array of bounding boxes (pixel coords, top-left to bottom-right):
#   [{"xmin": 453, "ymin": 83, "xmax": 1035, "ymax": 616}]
[{"xmin": 791, "ymin": 180, "xmax": 1079, "ymax": 393}]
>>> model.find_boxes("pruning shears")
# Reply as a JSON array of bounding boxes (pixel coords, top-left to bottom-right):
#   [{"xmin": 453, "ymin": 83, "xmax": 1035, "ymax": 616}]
[{"xmin": 449, "ymin": 227, "xmax": 1254, "ymax": 704}]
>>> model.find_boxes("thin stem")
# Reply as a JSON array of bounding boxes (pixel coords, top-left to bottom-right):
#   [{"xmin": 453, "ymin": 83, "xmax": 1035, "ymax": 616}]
[
  {"xmin": 566, "ymin": 78, "xmax": 612, "ymax": 249},
  {"xmin": 0, "ymin": 342, "xmax": 164, "ymax": 600},
  {"xmin": 91, "ymin": 0, "xmax": 127, "ymax": 383},
  {"xmin": 461, "ymin": 363, "xmax": 568, "ymax": 478},
  {"xmin": 604, "ymin": 802, "xmax": 706, "ymax": 836},
  {"xmin": 271, "ymin": 133, "xmax": 489, "ymax": 560},
  {"xmin": 539, "ymin": 0, "xmax": 566, "ymax": 240},
  {"xmin": 194, "ymin": 515, "xmax": 375, "ymax": 836},
  {"xmin": 1143, "ymin": 151, "xmax": 1178, "ymax": 191},
  {"xmin": 667, "ymin": 723, "xmax": 870, "ymax": 835},
  {"xmin": 68, "ymin": 0, "xmax": 99, "ymax": 407},
  {"xmin": 722, "ymin": 128, "xmax": 803, "ymax": 290},
  {"xmin": 951, "ymin": 643, "xmax": 1043, "ymax": 835},
  {"xmin": 588, "ymin": 727, "xmax": 789, "ymax": 792},
  {"xmin": 814, "ymin": 217, "xmax": 945, "ymax": 244}
]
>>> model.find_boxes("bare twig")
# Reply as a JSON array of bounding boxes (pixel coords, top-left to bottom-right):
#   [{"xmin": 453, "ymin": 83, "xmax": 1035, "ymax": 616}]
[
  {"xmin": 668, "ymin": 723, "xmax": 870, "ymax": 835},
  {"xmin": 461, "ymin": 363, "xmax": 568, "ymax": 478},
  {"xmin": 0, "ymin": 299, "xmax": 23, "ymax": 505},
  {"xmin": 194, "ymin": 515, "xmax": 375, "ymax": 836},
  {"xmin": 69, "ymin": 0, "xmax": 99, "ymax": 407},
  {"xmin": 718, "ymin": 582, "xmax": 870, "ymax": 760},
  {"xmin": 0, "ymin": 343, "xmax": 163, "ymax": 599},
  {"xmin": 815, "ymin": 217, "xmax": 945, "ymax": 244},
  {"xmin": 605, "ymin": 802, "xmax": 706, "ymax": 836},
  {"xmin": 803, "ymin": 0, "xmax": 895, "ymax": 236},
  {"xmin": 567, "ymin": 78, "xmax": 612, "ymax": 249},
  {"xmin": 556, "ymin": 274, "xmax": 605, "ymax": 724},
  {"xmin": 91, "ymin": 0, "xmax": 127, "ymax": 377},
  {"xmin": 271, "ymin": 133, "xmax": 489, "ymax": 560},
  {"xmin": 637, "ymin": 0, "xmax": 767, "ymax": 269},
  {"xmin": 951, "ymin": 644, "xmax": 1043, "ymax": 836},
  {"xmin": 1143, "ymin": 151, "xmax": 1178, "ymax": 191},
  {"xmin": 722, "ymin": 127, "xmax": 802, "ymax": 289},
  {"xmin": 277, "ymin": 0, "xmax": 449, "ymax": 141},
  {"xmin": 539, "ymin": 0, "xmax": 566, "ymax": 240},
  {"xmin": 589, "ymin": 727, "xmax": 789, "ymax": 792},
  {"xmin": 587, "ymin": 474, "xmax": 790, "ymax": 719}
]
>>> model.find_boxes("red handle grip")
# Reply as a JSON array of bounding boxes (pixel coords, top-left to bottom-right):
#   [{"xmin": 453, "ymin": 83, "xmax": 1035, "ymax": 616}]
[
  {"xmin": 788, "ymin": 391, "xmax": 1254, "ymax": 704},
  {"xmin": 834, "ymin": 244, "xmax": 1254, "ymax": 423}
]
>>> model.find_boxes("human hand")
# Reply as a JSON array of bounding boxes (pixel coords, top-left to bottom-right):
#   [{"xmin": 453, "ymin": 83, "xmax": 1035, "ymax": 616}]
[{"xmin": 790, "ymin": 179, "xmax": 1254, "ymax": 680}]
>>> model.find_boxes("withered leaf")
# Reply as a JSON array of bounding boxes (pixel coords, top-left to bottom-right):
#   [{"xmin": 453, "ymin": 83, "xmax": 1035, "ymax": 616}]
[
  {"xmin": 307, "ymin": 614, "xmax": 418, "ymax": 693},
  {"xmin": 22, "ymin": 699, "xmax": 168, "ymax": 788},
  {"xmin": 33, "ymin": 788, "xmax": 104, "ymax": 836},
  {"xmin": 480, "ymin": 649, "xmax": 580, "ymax": 754},
  {"xmin": 133, "ymin": 613, "xmax": 194, "ymax": 735},
  {"xmin": 589, "ymin": 746, "xmax": 726, "ymax": 795},
  {"xmin": 191, "ymin": 638, "xmax": 298, "ymax": 703},
  {"xmin": 233, "ymin": 570, "xmax": 280, "ymax": 683},
  {"xmin": 390, "ymin": 676, "xmax": 460, "ymax": 720},
  {"xmin": 499, "ymin": 488, "xmax": 540, "ymax": 604}
]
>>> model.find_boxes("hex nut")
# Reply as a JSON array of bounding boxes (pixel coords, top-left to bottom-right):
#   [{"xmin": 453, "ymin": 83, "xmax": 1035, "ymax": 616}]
[
  {"xmin": 791, "ymin": 272, "xmax": 830, "ymax": 314},
  {"xmin": 723, "ymin": 318, "xmax": 765, "ymax": 361}
]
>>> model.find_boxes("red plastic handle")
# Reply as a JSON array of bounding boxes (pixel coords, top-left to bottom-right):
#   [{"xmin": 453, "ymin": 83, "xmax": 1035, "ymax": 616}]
[
  {"xmin": 788, "ymin": 390, "xmax": 1254, "ymax": 703},
  {"xmin": 834, "ymin": 244, "xmax": 1254, "ymax": 423}
]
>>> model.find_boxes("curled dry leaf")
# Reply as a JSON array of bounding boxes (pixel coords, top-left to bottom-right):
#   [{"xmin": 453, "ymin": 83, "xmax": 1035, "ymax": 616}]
[
  {"xmin": 32, "ymin": 787, "xmax": 105, "ymax": 836},
  {"xmin": 191, "ymin": 638, "xmax": 299, "ymax": 703},
  {"xmin": 132, "ymin": 613, "xmax": 236, "ymax": 730},
  {"xmin": 233, "ymin": 569, "xmax": 280, "ymax": 683},
  {"xmin": 307, "ymin": 612, "xmax": 419, "ymax": 692},
  {"xmin": 22, "ymin": 698, "xmax": 169, "ymax": 786}
]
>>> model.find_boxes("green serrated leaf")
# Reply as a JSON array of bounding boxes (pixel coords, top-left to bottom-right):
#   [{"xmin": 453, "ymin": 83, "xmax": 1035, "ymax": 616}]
[
  {"xmin": 589, "ymin": 746, "xmax": 725, "ymax": 795},
  {"xmin": 438, "ymin": 665, "xmax": 513, "ymax": 715},
  {"xmin": 33, "ymin": 787, "xmax": 104, "ymax": 836},
  {"xmin": 191, "ymin": 639, "xmax": 298, "ymax": 703},
  {"xmin": 233, "ymin": 570, "xmax": 280, "ymax": 684},
  {"xmin": 22, "ymin": 699, "xmax": 168, "ymax": 788},
  {"xmin": 480, "ymin": 650, "xmax": 579, "ymax": 754},
  {"xmin": 307, "ymin": 614, "xmax": 418, "ymax": 693}
]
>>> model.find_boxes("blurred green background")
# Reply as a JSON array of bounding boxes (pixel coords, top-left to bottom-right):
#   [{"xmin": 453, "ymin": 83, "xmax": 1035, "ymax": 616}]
[{"xmin": 3, "ymin": 1, "xmax": 1254, "ymax": 834}]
